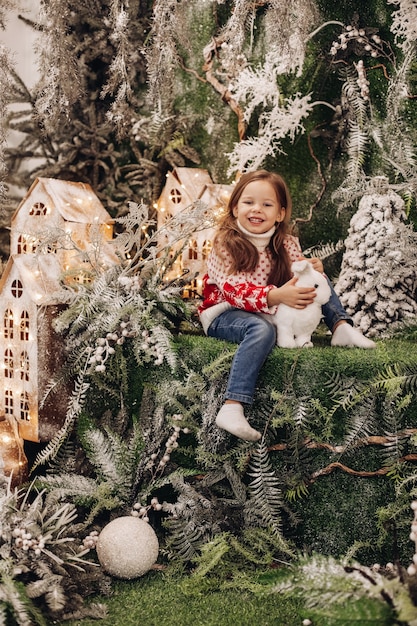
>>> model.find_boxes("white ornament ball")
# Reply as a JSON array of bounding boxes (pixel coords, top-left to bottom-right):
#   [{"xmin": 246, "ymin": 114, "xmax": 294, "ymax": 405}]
[{"xmin": 96, "ymin": 516, "xmax": 159, "ymax": 579}]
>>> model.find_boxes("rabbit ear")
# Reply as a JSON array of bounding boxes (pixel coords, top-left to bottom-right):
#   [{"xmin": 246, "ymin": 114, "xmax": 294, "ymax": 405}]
[{"xmin": 291, "ymin": 259, "xmax": 309, "ymax": 273}]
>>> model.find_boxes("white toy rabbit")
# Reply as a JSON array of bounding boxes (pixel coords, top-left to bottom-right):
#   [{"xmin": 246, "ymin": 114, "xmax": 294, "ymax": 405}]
[{"xmin": 272, "ymin": 259, "xmax": 331, "ymax": 348}]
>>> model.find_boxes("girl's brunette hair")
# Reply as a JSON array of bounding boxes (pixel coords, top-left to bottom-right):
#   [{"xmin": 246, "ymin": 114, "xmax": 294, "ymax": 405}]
[{"xmin": 214, "ymin": 170, "xmax": 293, "ymax": 286}]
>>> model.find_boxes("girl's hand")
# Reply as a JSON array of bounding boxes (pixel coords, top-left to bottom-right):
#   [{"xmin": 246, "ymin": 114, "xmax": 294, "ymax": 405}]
[
  {"xmin": 267, "ymin": 276, "xmax": 316, "ymax": 309},
  {"xmin": 304, "ymin": 257, "xmax": 324, "ymax": 274}
]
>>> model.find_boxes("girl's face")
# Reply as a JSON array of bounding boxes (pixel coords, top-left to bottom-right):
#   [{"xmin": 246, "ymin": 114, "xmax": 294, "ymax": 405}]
[{"xmin": 232, "ymin": 179, "xmax": 285, "ymax": 234}]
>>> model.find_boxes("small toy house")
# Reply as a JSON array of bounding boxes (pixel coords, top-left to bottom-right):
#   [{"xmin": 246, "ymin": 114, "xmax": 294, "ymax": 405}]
[
  {"xmin": 11, "ymin": 177, "xmax": 117, "ymax": 279},
  {"xmin": 156, "ymin": 167, "xmax": 233, "ymax": 296},
  {"xmin": 0, "ymin": 177, "xmax": 117, "ymax": 453}
]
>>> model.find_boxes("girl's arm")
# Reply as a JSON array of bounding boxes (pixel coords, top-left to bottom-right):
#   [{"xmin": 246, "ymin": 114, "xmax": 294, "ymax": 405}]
[
  {"xmin": 206, "ymin": 247, "xmax": 276, "ymax": 314},
  {"xmin": 267, "ymin": 278, "xmax": 316, "ymax": 308}
]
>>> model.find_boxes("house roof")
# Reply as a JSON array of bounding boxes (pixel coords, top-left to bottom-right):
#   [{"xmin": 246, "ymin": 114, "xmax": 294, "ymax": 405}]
[
  {"xmin": 11, "ymin": 177, "xmax": 113, "ymax": 224},
  {"xmin": 0, "ymin": 255, "xmax": 68, "ymax": 305},
  {"xmin": 169, "ymin": 168, "xmax": 213, "ymax": 199}
]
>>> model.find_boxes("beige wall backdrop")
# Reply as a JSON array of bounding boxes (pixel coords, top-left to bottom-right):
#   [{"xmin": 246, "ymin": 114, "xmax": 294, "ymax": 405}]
[{"xmin": 2, "ymin": 1, "xmax": 38, "ymax": 88}]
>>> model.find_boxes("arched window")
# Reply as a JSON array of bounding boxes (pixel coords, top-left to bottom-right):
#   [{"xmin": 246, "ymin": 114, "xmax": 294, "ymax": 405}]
[
  {"xmin": 4, "ymin": 349, "xmax": 13, "ymax": 379},
  {"xmin": 169, "ymin": 188, "xmax": 182, "ymax": 204},
  {"xmin": 20, "ymin": 351, "xmax": 29, "ymax": 381},
  {"xmin": 188, "ymin": 239, "xmax": 198, "ymax": 260},
  {"xmin": 4, "ymin": 309, "xmax": 13, "ymax": 339},
  {"xmin": 202, "ymin": 240, "xmax": 212, "ymax": 260},
  {"xmin": 5, "ymin": 389, "xmax": 13, "ymax": 415},
  {"xmin": 20, "ymin": 311, "xmax": 29, "ymax": 341},
  {"xmin": 17, "ymin": 235, "xmax": 37, "ymax": 254},
  {"xmin": 29, "ymin": 201, "xmax": 47, "ymax": 216},
  {"xmin": 20, "ymin": 392, "xmax": 30, "ymax": 421},
  {"xmin": 11, "ymin": 280, "xmax": 23, "ymax": 298}
]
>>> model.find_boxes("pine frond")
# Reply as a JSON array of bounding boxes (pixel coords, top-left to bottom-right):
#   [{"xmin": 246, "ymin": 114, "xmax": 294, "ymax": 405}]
[
  {"xmin": 31, "ymin": 372, "xmax": 90, "ymax": 473},
  {"xmin": 245, "ymin": 442, "xmax": 290, "ymax": 554},
  {"xmin": 45, "ymin": 438, "xmax": 78, "ymax": 475},
  {"xmin": 163, "ymin": 519, "xmax": 206, "ymax": 561},
  {"xmin": 138, "ymin": 467, "xmax": 200, "ymax": 502},
  {"xmin": 223, "ymin": 461, "xmax": 247, "ymax": 504},
  {"xmin": 302, "ymin": 239, "xmax": 345, "ymax": 260},
  {"xmin": 188, "ymin": 533, "xmax": 231, "ymax": 579},
  {"xmin": 345, "ymin": 120, "xmax": 369, "ymax": 179},
  {"xmin": 268, "ymin": 553, "xmax": 402, "ymax": 623},
  {"xmin": 35, "ymin": 474, "xmax": 99, "ymax": 508},
  {"xmin": 81, "ymin": 428, "xmax": 123, "ymax": 484},
  {"xmin": 26, "ymin": 572, "xmax": 67, "ymax": 613},
  {"xmin": 228, "ymin": 527, "xmax": 285, "ymax": 566},
  {"xmin": 340, "ymin": 395, "xmax": 379, "ymax": 455},
  {"xmin": 373, "ymin": 363, "xmax": 417, "ymax": 396},
  {"xmin": 0, "ymin": 573, "xmax": 43, "ymax": 626}
]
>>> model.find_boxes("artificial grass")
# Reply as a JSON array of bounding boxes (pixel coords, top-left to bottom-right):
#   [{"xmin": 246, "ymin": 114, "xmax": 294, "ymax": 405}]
[
  {"xmin": 60, "ymin": 569, "xmax": 396, "ymax": 626},
  {"xmin": 62, "ymin": 571, "xmax": 302, "ymax": 626}
]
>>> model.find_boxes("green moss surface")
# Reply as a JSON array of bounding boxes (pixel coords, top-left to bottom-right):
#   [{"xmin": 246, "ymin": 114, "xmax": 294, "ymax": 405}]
[{"xmin": 171, "ymin": 332, "xmax": 417, "ymax": 562}]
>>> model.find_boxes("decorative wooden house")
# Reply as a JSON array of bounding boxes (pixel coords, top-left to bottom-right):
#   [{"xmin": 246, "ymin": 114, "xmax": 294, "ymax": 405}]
[
  {"xmin": 0, "ymin": 177, "xmax": 117, "ymax": 455},
  {"xmin": 156, "ymin": 167, "xmax": 233, "ymax": 296}
]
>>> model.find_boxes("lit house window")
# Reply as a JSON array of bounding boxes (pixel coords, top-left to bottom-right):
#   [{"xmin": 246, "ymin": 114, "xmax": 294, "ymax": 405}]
[
  {"xmin": 20, "ymin": 351, "xmax": 29, "ymax": 381},
  {"xmin": 4, "ymin": 309, "xmax": 13, "ymax": 339},
  {"xmin": 29, "ymin": 201, "xmax": 48, "ymax": 216},
  {"xmin": 4, "ymin": 349, "xmax": 13, "ymax": 378},
  {"xmin": 188, "ymin": 239, "xmax": 198, "ymax": 260},
  {"xmin": 20, "ymin": 392, "xmax": 30, "ymax": 422},
  {"xmin": 17, "ymin": 235, "xmax": 37, "ymax": 254},
  {"xmin": 20, "ymin": 311, "xmax": 29, "ymax": 341},
  {"xmin": 202, "ymin": 240, "xmax": 212, "ymax": 260},
  {"xmin": 11, "ymin": 280, "xmax": 23, "ymax": 298},
  {"xmin": 5, "ymin": 389, "xmax": 13, "ymax": 415}
]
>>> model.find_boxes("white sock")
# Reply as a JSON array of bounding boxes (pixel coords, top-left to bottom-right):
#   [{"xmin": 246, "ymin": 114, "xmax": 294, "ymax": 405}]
[
  {"xmin": 215, "ymin": 404, "xmax": 261, "ymax": 442},
  {"xmin": 331, "ymin": 324, "xmax": 376, "ymax": 349}
]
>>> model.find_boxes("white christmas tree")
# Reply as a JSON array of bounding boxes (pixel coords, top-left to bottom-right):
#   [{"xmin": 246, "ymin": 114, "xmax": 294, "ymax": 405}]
[{"xmin": 335, "ymin": 177, "xmax": 417, "ymax": 336}]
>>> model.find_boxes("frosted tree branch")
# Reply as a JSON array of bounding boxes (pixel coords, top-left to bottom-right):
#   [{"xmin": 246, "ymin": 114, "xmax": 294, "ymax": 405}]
[{"xmin": 35, "ymin": 0, "xmax": 80, "ymax": 132}]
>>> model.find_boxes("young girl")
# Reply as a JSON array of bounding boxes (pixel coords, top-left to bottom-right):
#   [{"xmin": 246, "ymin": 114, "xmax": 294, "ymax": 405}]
[{"xmin": 198, "ymin": 169, "xmax": 375, "ymax": 442}]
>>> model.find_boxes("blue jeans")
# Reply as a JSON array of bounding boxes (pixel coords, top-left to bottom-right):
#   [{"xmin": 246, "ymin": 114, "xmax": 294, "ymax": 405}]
[
  {"xmin": 207, "ymin": 279, "xmax": 352, "ymax": 404},
  {"xmin": 207, "ymin": 309, "xmax": 276, "ymax": 404},
  {"xmin": 322, "ymin": 278, "xmax": 353, "ymax": 331}
]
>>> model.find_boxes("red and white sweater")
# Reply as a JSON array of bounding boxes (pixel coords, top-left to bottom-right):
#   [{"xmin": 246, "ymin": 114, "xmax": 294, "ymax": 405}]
[{"xmin": 198, "ymin": 223, "xmax": 303, "ymax": 334}]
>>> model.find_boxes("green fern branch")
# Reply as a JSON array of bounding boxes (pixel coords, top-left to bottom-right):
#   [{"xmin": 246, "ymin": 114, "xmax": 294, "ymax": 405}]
[{"xmin": 246, "ymin": 442, "xmax": 291, "ymax": 554}]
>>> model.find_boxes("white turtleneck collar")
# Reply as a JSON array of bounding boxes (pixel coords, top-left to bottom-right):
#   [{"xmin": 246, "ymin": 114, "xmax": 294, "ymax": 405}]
[{"xmin": 236, "ymin": 219, "xmax": 276, "ymax": 250}]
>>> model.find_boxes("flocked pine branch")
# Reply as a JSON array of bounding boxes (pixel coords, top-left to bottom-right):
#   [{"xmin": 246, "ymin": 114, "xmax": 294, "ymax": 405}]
[
  {"xmin": 227, "ymin": 92, "xmax": 315, "ymax": 174},
  {"xmin": 31, "ymin": 365, "xmax": 90, "ymax": 473},
  {"xmin": 388, "ymin": 0, "xmax": 417, "ymax": 51},
  {"xmin": 145, "ymin": 0, "xmax": 181, "ymax": 109},
  {"xmin": 51, "ymin": 199, "xmax": 215, "ymax": 387},
  {"xmin": 0, "ymin": 478, "xmax": 103, "ymax": 623},
  {"xmin": 35, "ymin": 0, "xmax": 80, "ymax": 133},
  {"xmin": 101, "ymin": 1, "xmax": 140, "ymax": 137},
  {"xmin": 0, "ymin": 43, "xmax": 14, "ymax": 204},
  {"xmin": 267, "ymin": 552, "xmax": 404, "ymax": 621}
]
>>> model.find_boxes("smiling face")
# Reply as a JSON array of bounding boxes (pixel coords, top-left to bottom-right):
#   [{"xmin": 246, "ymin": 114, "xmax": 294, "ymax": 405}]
[{"xmin": 232, "ymin": 179, "xmax": 286, "ymax": 234}]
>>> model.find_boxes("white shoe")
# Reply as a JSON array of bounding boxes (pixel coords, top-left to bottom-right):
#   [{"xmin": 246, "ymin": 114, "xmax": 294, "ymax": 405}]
[
  {"xmin": 216, "ymin": 404, "xmax": 261, "ymax": 441},
  {"xmin": 331, "ymin": 324, "xmax": 376, "ymax": 349}
]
